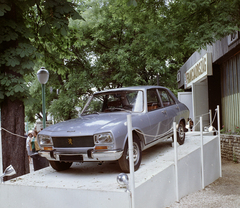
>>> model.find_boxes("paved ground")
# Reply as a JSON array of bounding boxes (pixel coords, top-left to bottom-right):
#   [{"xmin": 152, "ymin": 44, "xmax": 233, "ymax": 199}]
[{"xmin": 168, "ymin": 159, "xmax": 240, "ymax": 208}]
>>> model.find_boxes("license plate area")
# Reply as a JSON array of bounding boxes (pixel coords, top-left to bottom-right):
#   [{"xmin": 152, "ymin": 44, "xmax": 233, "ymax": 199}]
[{"xmin": 59, "ymin": 155, "xmax": 83, "ymax": 162}]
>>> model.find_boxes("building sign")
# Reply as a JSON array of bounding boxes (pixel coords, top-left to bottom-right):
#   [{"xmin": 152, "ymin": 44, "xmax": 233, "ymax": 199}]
[
  {"xmin": 228, "ymin": 31, "xmax": 239, "ymax": 46},
  {"xmin": 185, "ymin": 53, "xmax": 212, "ymax": 89}
]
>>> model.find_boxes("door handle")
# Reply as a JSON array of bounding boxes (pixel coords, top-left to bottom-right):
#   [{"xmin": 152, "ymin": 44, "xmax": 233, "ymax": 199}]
[{"xmin": 161, "ymin": 110, "xmax": 167, "ymax": 114}]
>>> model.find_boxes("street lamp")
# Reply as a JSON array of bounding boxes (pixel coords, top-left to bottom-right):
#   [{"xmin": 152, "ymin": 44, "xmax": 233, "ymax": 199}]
[{"xmin": 37, "ymin": 67, "xmax": 49, "ymax": 129}]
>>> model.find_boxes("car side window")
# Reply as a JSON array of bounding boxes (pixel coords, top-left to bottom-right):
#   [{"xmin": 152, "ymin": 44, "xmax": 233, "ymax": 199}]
[
  {"xmin": 158, "ymin": 89, "xmax": 175, "ymax": 107},
  {"xmin": 147, "ymin": 89, "xmax": 161, "ymax": 111}
]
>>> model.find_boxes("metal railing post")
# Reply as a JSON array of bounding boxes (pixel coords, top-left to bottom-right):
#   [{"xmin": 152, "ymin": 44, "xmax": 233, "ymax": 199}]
[
  {"xmin": 216, "ymin": 105, "xmax": 222, "ymax": 177},
  {"xmin": 173, "ymin": 122, "xmax": 179, "ymax": 202},
  {"xmin": 127, "ymin": 115, "xmax": 135, "ymax": 208},
  {"xmin": 200, "ymin": 116, "xmax": 204, "ymax": 189},
  {"xmin": 209, "ymin": 109, "xmax": 212, "ymax": 126}
]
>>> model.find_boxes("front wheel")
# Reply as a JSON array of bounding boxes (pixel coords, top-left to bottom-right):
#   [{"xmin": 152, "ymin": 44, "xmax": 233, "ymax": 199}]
[
  {"xmin": 177, "ymin": 121, "xmax": 185, "ymax": 145},
  {"xmin": 118, "ymin": 134, "xmax": 142, "ymax": 173},
  {"xmin": 49, "ymin": 161, "xmax": 73, "ymax": 171}
]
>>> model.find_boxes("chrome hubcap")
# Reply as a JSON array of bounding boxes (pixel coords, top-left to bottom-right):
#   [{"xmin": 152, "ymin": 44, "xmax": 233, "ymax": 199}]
[
  {"xmin": 179, "ymin": 125, "xmax": 184, "ymax": 139},
  {"xmin": 126, "ymin": 142, "xmax": 140, "ymax": 164}
]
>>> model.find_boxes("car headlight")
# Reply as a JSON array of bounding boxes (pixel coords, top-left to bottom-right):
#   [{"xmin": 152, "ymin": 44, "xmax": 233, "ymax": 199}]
[
  {"xmin": 38, "ymin": 135, "xmax": 53, "ymax": 146},
  {"xmin": 94, "ymin": 132, "xmax": 113, "ymax": 144}
]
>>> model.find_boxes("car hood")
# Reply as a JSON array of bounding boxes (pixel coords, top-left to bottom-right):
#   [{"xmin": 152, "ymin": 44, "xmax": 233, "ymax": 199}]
[{"xmin": 39, "ymin": 113, "xmax": 130, "ymax": 137}]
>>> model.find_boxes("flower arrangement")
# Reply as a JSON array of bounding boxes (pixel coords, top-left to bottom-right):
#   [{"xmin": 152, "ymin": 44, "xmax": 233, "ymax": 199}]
[
  {"xmin": 220, "ymin": 125, "xmax": 240, "ymax": 135},
  {"xmin": 235, "ymin": 126, "xmax": 240, "ymax": 135},
  {"xmin": 220, "ymin": 125, "xmax": 226, "ymax": 134}
]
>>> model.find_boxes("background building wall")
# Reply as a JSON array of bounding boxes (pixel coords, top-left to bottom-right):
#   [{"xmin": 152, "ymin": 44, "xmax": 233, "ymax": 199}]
[
  {"xmin": 221, "ymin": 134, "xmax": 240, "ymax": 163},
  {"xmin": 221, "ymin": 53, "xmax": 240, "ymax": 131}
]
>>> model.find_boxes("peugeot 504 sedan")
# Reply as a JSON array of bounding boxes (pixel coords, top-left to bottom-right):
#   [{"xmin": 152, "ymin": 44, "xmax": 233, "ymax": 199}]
[{"xmin": 37, "ymin": 86, "xmax": 189, "ymax": 172}]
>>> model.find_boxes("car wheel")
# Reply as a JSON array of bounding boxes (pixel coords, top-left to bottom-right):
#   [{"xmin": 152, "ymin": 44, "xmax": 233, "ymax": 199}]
[
  {"xmin": 177, "ymin": 121, "xmax": 185, "ymax": 145},
  {"xmin": 49, "ymin": 161, "xmax": 73, "ymax": 171},
  {"xmin": 118, "ymin": 134, "xmax": 142, "ymax": 173}
]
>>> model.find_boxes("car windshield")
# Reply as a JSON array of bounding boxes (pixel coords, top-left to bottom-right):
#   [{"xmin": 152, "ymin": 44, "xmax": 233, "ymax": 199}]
[{"xmin": 81, "ymin": 90, "xmax": 143, "ymax": 115}]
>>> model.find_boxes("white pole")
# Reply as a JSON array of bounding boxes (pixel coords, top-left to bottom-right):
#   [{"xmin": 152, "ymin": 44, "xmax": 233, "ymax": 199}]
[
  {"xmin": 209, "ymin": 109, "xmax": 212, "ymax": 126},
  {"xmin": 200, "ymin": 116, "xmax": 204, "ymax": 189},
  {"xmin": 217, "ymin": 105, "xmax": 222, "ymax": 177},
  {"xmin": 173, "ymin": 122, "xmax": 179, "ymax": 202},
  {"xmin": 127, "ymin": 114, "xmax": 135, "ymax": 208},
  {"xmin": 0, "ymin": 124, "xmax": 2, "ymax": 174}
]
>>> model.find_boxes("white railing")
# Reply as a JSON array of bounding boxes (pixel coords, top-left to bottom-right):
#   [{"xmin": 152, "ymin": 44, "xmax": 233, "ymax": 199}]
[
  {"xmin": 172, "ymin": 105, "xmax": 222, "ymax": 203},
  {"xmin": 126, "ymin": 105, "xmax": 222, "ymax": 207}
]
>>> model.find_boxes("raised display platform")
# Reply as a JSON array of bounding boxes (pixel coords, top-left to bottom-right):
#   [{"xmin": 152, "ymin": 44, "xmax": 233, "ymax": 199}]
[{"xmin": 0, "ymin": 132, "xmax": 220, "ymax": 208}]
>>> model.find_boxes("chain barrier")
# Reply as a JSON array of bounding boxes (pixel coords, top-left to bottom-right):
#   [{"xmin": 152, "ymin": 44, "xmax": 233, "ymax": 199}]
[{"xmin": 191, "ymin": 110, "xmax": 218, "ymax": 134}]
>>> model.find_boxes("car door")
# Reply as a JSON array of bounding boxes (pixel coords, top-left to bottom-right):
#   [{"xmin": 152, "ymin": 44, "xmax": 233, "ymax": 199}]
[
  {"xmin": 157, "ymin": 89, "xmax": 180, "ymax": 134},
  {"xmin": 145, "ymin": 89, "xmax": 170, "ymax": 144}
]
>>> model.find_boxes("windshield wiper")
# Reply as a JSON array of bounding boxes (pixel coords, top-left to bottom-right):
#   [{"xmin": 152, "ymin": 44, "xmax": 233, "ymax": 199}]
[
  {"xmin": 81, "ymin": 111, "xmax": 100, "ymax": 116},
  {"xmin": 108, "ymin": 108, "xmax": 132, "ymax": 113}
]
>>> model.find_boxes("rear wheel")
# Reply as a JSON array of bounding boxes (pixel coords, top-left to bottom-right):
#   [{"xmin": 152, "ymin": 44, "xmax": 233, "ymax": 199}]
[
  {"xmin": 177, "ymin": 121, "xmax": 185, "ymax": 145},
  {"xmin": 118, "ymin": 134, "xmax": 142, "ymax": 173},
  {"xmin": 49, "ymin": 161, "xmax": 73, "ymax": 171}
]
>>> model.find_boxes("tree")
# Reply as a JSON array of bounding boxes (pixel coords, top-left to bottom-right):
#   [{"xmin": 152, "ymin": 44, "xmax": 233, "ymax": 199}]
[
  {"xmin": 67, "ymin": 0, "xmax": 181, "ymax": 90},
  {"xmin": 164, "ymin": 0, "xmax": 240, "ymax": 51},
  {"xmin": 25, "ymin": 0, "xmax": 240, "ymax": 125},
  {"xmin": 0, "ymin": 0, "xmax": 82, "ymax": 180}
]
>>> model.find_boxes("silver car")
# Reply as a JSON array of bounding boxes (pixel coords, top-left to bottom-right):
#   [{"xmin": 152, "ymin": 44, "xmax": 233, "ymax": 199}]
[{"xmin": 38, "ymin": 86, "xmax": 189, "ymax": 172}]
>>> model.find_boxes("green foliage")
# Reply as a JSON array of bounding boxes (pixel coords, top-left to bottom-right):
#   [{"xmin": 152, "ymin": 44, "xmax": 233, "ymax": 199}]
[
  {"xmin": 220, "ymin": 125, "xmax": 240, "ymax": 135},
  {"xmin": 48, "ymin": 94, "xmax": 79, "ymax": 122},
  {"xmin": 69, "ymin": 0, "xmax": 177, "ymax": 90},
  {"xmin": 166, "ymin": 0, "xmax": 240, "ymax": 51},
  {"xmin": 0, "ymin": 0, "xmax": 83, "ymax": 122},
  {"xmin": 3, "ymin": 0, "xmax": 240, "ymax": 124},
  {"xmin": 220, "ymin": 125, "xmax": 226, "ymax": 134},
  {"xmin": 34, "ymin": 0, "xmax": 240, "ymax": 121},
  {"xmin": 46, "ymin": 69, "xmax": 93, "ymax": 122},
  {"xmin": 0, "ymin": 3, "xmax": 10, "ymax": 16},
  {"xmin": 235, "ymin": 126, "xmax": 240, "ymax": 135}
]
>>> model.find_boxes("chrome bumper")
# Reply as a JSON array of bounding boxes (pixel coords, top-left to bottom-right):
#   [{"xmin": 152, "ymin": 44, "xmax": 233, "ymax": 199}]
[{"xmin": 38, "ymin": 149, "xmax": 123, "ymax": 162}]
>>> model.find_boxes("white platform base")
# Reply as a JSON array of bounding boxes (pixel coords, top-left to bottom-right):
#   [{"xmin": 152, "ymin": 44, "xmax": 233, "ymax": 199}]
[{"xmin": 0, "ymin": 132, "xmax": 220, "ymax": 208}]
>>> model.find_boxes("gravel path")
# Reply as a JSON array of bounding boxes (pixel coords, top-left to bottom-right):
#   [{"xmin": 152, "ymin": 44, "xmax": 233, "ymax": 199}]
[{"xmin": 168, "ymin": 159, "xmax": 240, "ymax": 208}]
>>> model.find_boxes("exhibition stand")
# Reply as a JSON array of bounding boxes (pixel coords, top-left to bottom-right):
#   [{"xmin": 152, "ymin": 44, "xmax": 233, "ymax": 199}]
[
  {"xmin": 0, "ymin": 107, "xmax": 221, "ymax": 208},
  {"xmin": 0, "ymin": 132, "xmax": 220, "ymax": 208}
]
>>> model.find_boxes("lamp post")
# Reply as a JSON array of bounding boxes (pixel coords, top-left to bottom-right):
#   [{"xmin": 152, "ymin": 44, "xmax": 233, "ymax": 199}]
[{"xmin": 37, "ymin": 67, "xmax": 49, "ymax": 129}]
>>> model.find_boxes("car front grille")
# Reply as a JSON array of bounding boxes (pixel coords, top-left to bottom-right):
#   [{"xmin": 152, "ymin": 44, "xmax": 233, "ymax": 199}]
[{"xmin": 52, "ymin": 136, "xmax": 94, "ymax": 148}]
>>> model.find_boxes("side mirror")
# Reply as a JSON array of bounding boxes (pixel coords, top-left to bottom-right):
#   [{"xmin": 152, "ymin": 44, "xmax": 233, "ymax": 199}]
[{"xmin": 0, "ymin": 165, "xmax": 16, "ymax": 183}]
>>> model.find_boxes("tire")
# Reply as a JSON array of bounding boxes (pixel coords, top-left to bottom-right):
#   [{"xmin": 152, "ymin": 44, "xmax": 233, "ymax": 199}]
[
  {"xmin": 177, "ymin": 121, "xmax": 185, "ymax": 145},
  {"xmin": 118, "ymin": 134, "xmax": 142, "ymax": 173},
  {"xmin": 49, "ymin": 161, "xmax": 73, "ymax": 171}
]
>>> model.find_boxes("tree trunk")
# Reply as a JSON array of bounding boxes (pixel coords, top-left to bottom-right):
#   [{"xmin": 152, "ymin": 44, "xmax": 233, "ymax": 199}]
[{"xmin": 1, "ymin": 98, "xmax": 29, "ymax": 181}]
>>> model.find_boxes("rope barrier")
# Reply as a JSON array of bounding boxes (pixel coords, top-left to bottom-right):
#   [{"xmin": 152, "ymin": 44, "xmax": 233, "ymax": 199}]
[
  {"xmin": 190, "ymin": 120, "xmax": 200, "ymax": 130},
  {"xmin": 0, "ymin": 110, "xmax": 218, "ymax": 140},
  {"xmin": 0, "ymin": 127, "xmax": 27, "ymax": 139},
  {"xmin": 135, "ymin": 127, "xmax": 174, "ymax": 139},
  {"xmin": 193, "ymin": 110, "xmax": 218, "ymax": 132},
  {"xmin": 1, "ymin": 123, "xmax": 182, "ymax": 141},
  {"xmin": 212, "ymin": 111, "xmax": 217, "ymax": 125},
  {"xmin": 1, "ymin": 125, "xmax": 176, "ymax": 141},
  {"xmin": 195, "ymin": 112, "xmax": 210, "ymax": 118}
]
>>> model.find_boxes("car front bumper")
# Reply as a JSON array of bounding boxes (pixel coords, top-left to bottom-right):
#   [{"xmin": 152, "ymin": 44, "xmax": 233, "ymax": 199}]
[{"xmin": 38, "ymin": 149, "xmax": 123, "ymax": 162}]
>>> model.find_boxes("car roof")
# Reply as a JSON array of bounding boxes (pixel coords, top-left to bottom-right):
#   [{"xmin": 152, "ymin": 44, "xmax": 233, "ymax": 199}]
[{"xmin": 94, "ymin": 85, "xmax": 168, "ymax": 94}]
